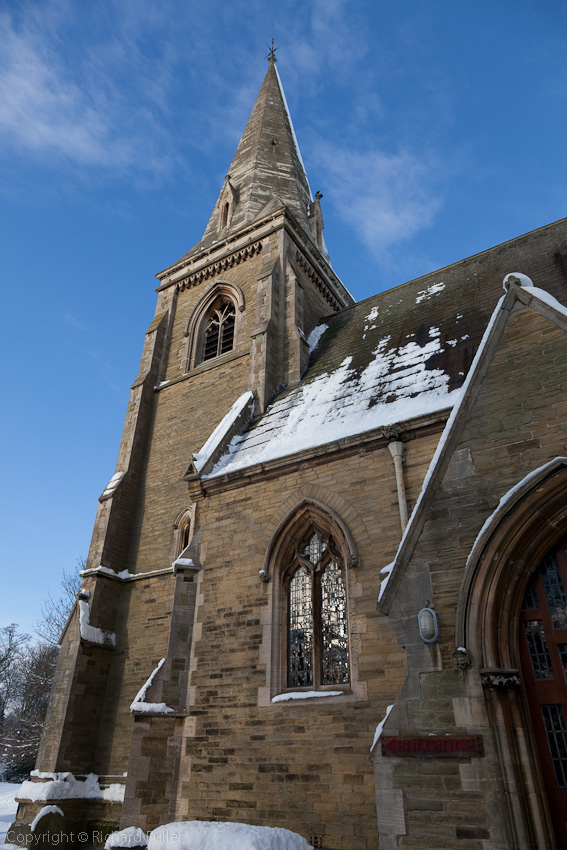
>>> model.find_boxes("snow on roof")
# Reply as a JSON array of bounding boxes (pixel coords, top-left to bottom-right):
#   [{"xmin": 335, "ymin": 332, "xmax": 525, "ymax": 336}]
[
  {"xmin": 207, "ymin": 289, "xmax": 468, "ymax": 479},
  {"xmin": 207, "ymin": 229, "xmax": 567, "ymax": 481},
  {"xmin": 415, "ymin": 281, "xmax": 445, "ymax": 304}
]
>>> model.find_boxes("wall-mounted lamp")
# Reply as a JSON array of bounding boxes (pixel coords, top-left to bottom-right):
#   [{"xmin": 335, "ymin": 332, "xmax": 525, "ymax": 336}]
[{"xmin": 418, "ymin": 607, "xmax": 439, "ymax": 643}]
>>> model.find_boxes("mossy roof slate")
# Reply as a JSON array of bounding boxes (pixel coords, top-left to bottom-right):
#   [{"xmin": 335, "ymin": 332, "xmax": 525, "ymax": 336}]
[{"xmin": 207, "ymin": 217, "xmax": 567, "ymax": 478}]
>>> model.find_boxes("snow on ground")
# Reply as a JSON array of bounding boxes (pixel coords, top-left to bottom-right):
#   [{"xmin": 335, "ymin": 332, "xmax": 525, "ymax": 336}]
[
  {"xmin": 148, "ymin": 821, "xmax": 313, "ymax": 850},
  {"xmin": 1, "ymin": 781, "xmax": 313, "ymax": 850},
  {"xmin": 0, "ymin": 782, "xmax": 19, "ymax": 844}
]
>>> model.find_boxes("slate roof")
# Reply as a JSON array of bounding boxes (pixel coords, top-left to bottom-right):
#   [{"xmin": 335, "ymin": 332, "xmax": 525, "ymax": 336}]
[{"xmin": 207, "ymin": 217, "xmax": 567, "ymax": 479}]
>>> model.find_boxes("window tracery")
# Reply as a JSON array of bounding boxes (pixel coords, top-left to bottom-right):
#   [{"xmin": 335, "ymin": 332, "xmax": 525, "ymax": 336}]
[
  {"xmin": 202, "ymin": 299, "xmax": 236, "ymax": 362},
  {"xmin": 183, "ymin": 283, "xmax": 244, "ymax": 372},
  {"xmin": 286, "ymin": 530, "xmax": 349, "ymax": 688}
]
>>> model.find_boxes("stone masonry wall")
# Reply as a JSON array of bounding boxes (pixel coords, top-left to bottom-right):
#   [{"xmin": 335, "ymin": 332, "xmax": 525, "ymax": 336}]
[
  {"xmin": 164, "ymin": 427, "xmax": 442, "ymax": 850},
  {"xmin": 376, "ymin": 305, "xmax": 567, "ymax": 849}
]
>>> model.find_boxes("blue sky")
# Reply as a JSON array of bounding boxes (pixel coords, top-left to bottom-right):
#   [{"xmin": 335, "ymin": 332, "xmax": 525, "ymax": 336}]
[{"xmin": 1, "ymin": 0, "xmax": 566, "ymax": 635}]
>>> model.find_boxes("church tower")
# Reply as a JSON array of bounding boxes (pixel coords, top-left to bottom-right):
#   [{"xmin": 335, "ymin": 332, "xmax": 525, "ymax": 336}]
[{"xmin": 23, "ymin": 57, "xmax": 353, "ymax": 841}]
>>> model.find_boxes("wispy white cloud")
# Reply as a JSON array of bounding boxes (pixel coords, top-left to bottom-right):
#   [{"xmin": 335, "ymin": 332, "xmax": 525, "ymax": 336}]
[
  {"xmin": 0, "ymin": 4, "xmax": 174, "ymax": 175},
  {"xmin": 314, "ymin": 142, "xmax": 445, "ymax": 257}
]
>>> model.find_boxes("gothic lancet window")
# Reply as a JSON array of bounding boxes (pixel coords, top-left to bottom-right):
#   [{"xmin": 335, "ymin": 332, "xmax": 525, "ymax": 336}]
[
  {"xmin": 202, "ymin": 299, "xmax": 236, "ymax": 362},
  {"xmin": 287, "ymin": 530, "xmax": 349, "ymax": 688}
]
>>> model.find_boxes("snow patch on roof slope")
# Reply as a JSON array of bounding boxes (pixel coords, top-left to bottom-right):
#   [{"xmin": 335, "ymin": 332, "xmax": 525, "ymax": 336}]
[
  {"xmin": 415, "ymin": 282, "xmax": 445, "ymax": 303},
  {"xmin": 208, "ymin": 330, "xmax": 461, "ymax": 478}
]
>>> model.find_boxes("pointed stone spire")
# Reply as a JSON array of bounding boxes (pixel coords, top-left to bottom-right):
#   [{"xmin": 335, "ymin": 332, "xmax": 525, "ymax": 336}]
[{"xmin": 201, "ymin": 62, "xmax": 313, "ymax": 244}]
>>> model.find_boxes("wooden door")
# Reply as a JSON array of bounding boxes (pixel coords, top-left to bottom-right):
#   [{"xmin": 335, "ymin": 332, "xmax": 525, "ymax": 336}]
[{"xmin": 520, "ymin": 541, "xmax": 567, "ymax": 846}]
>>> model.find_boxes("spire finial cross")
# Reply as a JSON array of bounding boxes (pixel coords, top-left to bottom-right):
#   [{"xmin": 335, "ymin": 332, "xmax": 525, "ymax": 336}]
[{"xmin": 266, "ymin": 38, "xmax": 279, "ymax": 64}]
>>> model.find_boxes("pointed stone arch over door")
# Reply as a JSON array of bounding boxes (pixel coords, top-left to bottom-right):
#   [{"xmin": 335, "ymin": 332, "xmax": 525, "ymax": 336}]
[{"xmin": 458, "ymin": 459, "xmax": 567, "ymax": 850}]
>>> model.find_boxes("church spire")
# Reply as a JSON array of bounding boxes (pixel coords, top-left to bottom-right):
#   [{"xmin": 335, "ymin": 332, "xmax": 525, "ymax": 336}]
[{"xmin": 201, "ymin": 61, "xmax": 313, "ymax": 244}]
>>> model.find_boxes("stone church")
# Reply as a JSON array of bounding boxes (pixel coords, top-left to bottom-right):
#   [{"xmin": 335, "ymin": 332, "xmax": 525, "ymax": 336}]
[{"xmin": 11, "ymin": 58, "xmax": 567, "ymax": 849}]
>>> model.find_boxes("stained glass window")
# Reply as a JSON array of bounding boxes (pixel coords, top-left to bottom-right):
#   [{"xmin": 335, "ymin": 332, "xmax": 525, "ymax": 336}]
[
  {"xmin": 287, "ymin": 530, "xmax": 349, "ymax": 689},
  {"xmin": 542, "ymin": 705, "xmax": 567, "ymax": 788},
  {"xmin": 540, "ymin": 553, "xmax": 567, "ymax": 629},
  {"xmin": 522, "ymin": 577, "xmax": 539, "ymax": 611},
  {"xmin": 304, "ymin": 532, "xmax": 326, "ymax": 565},
  {"xmin": 559, "ymin": 644, "xmax": 567, "ymax": 686},
  {"xmin": 288, "ymin": 567, "xmax": 313, "ymax": 687},
  {"xmin": 320, "ymin": 561, "xmax": 349, "ymax": 684},
  {"xmin": 524, "ymin": 620, "xmax": 555, "ymax": 680}
]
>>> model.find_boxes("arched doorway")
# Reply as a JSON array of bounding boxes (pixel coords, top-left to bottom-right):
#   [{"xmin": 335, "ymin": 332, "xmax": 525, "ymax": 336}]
[
  {"xmin": 458, "ymin": 459, "xmax": 567, "ymax": 849},
  {"xmin": 519, "ymin": 540, "xmax": 567, "ymax": 846}
]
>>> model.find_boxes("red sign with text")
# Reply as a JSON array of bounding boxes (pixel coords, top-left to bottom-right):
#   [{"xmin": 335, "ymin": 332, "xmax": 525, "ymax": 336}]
[{"xmin": 381, "ymin": 735, "xmax": 484, "ymax": 758}]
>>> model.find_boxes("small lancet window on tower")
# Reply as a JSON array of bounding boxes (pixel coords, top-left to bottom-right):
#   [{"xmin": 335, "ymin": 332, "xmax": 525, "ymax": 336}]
[
  {"xmin": 202, "ymin": 300, "xmax": 236, "ymax": 362},
  {"xmin": 221, "ymin": 201, "xmax": 229, "ymax": 229}
]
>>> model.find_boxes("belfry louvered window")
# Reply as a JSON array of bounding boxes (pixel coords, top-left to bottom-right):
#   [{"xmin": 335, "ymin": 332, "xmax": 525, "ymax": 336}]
[
  {"xmin": 287, "ymin": 530, "xmax": 349, "ymax": 688},
  {"xmin": 202, "ymin": 300, "xmax": 236, "ymax": 362}
]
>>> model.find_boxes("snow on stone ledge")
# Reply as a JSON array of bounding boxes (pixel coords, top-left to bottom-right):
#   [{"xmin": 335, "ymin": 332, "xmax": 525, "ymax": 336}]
[
  {"xmin": 370, "ymin": 704, "xmax": 394, "ymax": 752},
  {"xmin": 18, "ymin": 773, "xmax": 124, "ymax": 803},
  {"xmin": 80, "ymin": 565, "xmax": 134, "ymax": 579},
  {"xmin": 105, "ymin": 827, "xmax": 149, "ymax": 849},
  {"xmin": 529, "ymin": 286, "xmax": 567, "ymax": 319},
  {"xmin": 193, "ymin": 391, "xmax": 255, "ymax": 473},
  {"xmin": 272, "ymin": 690, "xmax": 342, "ymax": 703},
  {"xmin": 130, "ymin": 658, "xmax": 174, "ymax": 714},
  {"xmin": 377, "ymin": 562, "xmax": 394, "ymax": 603},
  {"xmin": 148, "ymin": 820, "xmax": 313, "ymax": 850},
  {"xmin": 172, "ymin": 557, "xmax": 194, "ymax": 569},
  {"xmin": 78, "ymin": 600, "xmax": 116, "ymax": 647},
  {"xmin": 503, "ymin": 272, "xmax": 533, "ymax": 290},
  {"xmin": 30, "ymin": 806, "xmax": 64, "ymax": 831}
]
